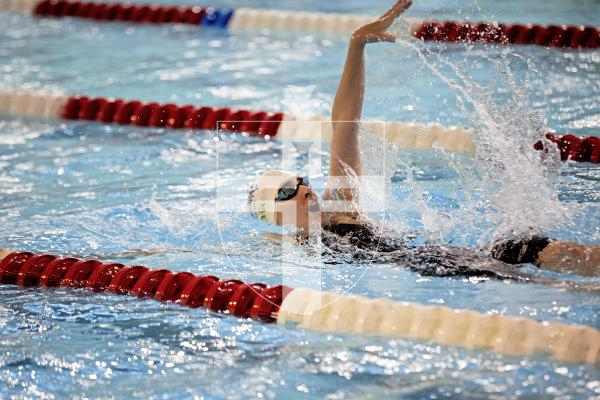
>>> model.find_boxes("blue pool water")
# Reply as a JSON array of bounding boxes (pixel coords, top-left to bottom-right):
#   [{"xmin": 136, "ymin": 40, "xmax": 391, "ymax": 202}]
[{"xmin": 1, "ymin": 0, "xmax": 600, "ymax": 398}]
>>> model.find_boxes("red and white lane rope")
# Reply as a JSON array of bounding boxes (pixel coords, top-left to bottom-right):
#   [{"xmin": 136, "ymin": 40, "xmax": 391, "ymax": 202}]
[
  {"xmin": 0, "ymin": 250, "xmax": 599, "ymax": 364},
  {"xmin": 1, "ymin": 89, "xmax": 599, "ymax": 163},
  {"xmin": 1, "ymin": 0, "xmax": 599, "ymax": 49}
]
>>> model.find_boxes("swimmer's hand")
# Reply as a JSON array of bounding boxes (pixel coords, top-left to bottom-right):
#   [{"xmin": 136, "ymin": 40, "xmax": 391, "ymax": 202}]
[{"xmin": 351, "ymin": 0, "xmax": 412, "ymax": 45}]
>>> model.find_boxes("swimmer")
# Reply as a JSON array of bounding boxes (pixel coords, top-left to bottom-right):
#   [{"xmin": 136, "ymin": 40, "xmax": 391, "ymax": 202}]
[
  {"xmin": 247, "ymin": 0, "xmax": 600, "ymax": 280},
  {"xmin": 1, "ymin": 1, "xmax": 597, "ymax": 283}
]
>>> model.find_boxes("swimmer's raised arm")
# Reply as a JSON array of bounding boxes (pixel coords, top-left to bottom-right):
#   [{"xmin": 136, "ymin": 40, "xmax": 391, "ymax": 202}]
[{"xmin": 326, "ymin": 0, "xmax": 411, "ymax": 204}]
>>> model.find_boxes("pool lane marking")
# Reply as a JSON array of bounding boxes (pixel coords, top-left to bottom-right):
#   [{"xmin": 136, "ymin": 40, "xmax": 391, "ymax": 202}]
[
  {"xmin": 279, "ymin": 287, "xmax": 600, "ymax": 364},
  {"xmin": 0, "ymin": 0, "xmax": 598, "ymax": 49},
  {"xmin": 1, "ymin": 250, "xmax": 599, "ymax": 364},
  {"xmin": 0, "ymin": 90, "xmax": 598, "ymax": 163}
]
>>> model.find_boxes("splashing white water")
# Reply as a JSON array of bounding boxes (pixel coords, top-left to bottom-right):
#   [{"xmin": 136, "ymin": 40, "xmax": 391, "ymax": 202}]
[{"xmin": 375, "ymin": 37, "xmax": 571, "ymax": 244}]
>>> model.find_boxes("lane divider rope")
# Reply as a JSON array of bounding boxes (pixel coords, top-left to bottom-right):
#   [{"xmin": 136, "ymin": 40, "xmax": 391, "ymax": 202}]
[
  {"xmin": 1, "ymin": 250, "xmax": 599, "ymax": 364},
  {"xmin": 1, "ymin": 251, "xmax": 286, "ymax": 321},
  {"xmin": 1, "ymin": 89, "xmax": 598, "ymax": 163},
  {"xmin": 1, "ymin": 0, "xmax": 598, "ymax": 49}
]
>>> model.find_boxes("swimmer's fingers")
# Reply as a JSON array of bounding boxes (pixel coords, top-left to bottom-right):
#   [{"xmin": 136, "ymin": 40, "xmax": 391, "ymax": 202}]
[
  {"xmin": 352, "ymin": 0, "xmax": 411, "ymax": 44},
  {"xmin": 379, "ymin": 0, "xmax": 412, "ymax": 24}
]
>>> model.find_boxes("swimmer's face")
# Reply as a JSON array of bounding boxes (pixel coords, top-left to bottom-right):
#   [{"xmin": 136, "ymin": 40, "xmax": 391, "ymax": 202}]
[{"xmin": 274, "ymin": 178, "xmax": 322, "ymax": 233}]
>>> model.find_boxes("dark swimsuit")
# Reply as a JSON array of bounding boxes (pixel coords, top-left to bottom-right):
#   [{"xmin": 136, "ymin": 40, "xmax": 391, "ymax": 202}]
[{"xmin": 321, "ymin": 223, "xmax": 551, "ymax": 280}]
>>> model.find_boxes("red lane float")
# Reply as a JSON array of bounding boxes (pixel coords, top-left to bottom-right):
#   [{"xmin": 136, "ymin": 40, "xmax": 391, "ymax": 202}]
[
  {"xmin": 0, "ymin": 251, "xmax": 290, "ymax": 321},
  {"xmin": 60, "ymin": 95, "xmax": 284, "ymax": 137},
  {"xmin": 0, "ymin": 251, "xmax": 34, "ymax": 284},
  {"xmin": 39, "ymin": 256, "xmax": 79, "ymax": 286},
  {"xmin": 32, "ymin": 0, "xmax": 212, "ymax": 26},
  {"xmin": 87, "ymin": 262, "xmax": 125, "ymax": 291},
  {"xmin": 61, "ymin": 95, "xmax": 600, "ymax": 163},
  {"xmin": 534, "ymin": 133, "xmax": 600, "ymax": 163},
  {"xmin": 17, "ymin": 253, "xmax": 57, "ymax": 286},
  {"xmin": 414, "ymin": 21, "xmax": 600, "ymax": 49}
]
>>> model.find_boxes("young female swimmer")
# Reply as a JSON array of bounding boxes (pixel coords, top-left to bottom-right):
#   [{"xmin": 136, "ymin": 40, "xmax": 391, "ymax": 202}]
[
  {"xmin": 247, "ymin": 0, "xmax": 600, "ymax": 280},
  {"xmin": 1, "ymin": 1, "xmax": 597, "ymax": 281}
]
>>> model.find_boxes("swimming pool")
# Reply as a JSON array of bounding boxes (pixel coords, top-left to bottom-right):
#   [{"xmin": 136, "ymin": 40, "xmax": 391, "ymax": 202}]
[{"xmin": 1, "ymin": 0, "xmax": 600, "ymax": 398}]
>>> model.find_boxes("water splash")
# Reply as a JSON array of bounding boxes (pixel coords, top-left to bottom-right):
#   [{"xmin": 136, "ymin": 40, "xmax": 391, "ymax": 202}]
[{"xmin": 379, "ymin": 36, "xmax": 571, "ymax": 244}]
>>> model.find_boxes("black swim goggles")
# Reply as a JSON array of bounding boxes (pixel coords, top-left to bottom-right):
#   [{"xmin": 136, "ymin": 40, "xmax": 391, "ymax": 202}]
[{"xmin": 275, "ymin": 176, "xmax": 311, "ymax": 202}]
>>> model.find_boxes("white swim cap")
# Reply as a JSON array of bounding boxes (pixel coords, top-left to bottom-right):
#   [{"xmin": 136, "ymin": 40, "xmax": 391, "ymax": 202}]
[{"xmin": 248, "ymin": 170, "xmax": 297, "ymax": 225}]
